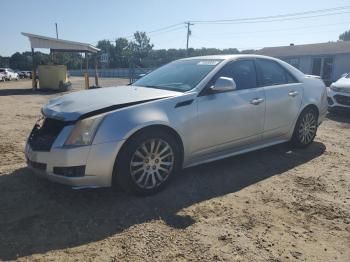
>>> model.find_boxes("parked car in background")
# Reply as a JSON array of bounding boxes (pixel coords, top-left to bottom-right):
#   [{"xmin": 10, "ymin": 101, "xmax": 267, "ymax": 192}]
[
  {"xmin": 16, "ymin": 71, "xmax": 26, "ymax": 79},
  {"xmin": 0, "ymin": 68, "xmax": 19, "ymax": 81},
  {"xmin": 22, "ymin": 71, "xmax": 32, "ymax": 78},
  {"xmin": 327, "ymin": 73, "xmax": 350, "ymax": 113},
  {"xmin": 25, "ymin": 55, "xmax": 328, "ymax": 195},
  {"xmin": 0, "ymin": 72, "xmax": 6, "ymax": 82}
]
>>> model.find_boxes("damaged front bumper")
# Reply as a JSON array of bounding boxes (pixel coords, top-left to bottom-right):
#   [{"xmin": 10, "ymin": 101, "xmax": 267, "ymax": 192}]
[
  {"xmin": 25, "ymin": 118, "xmax": 124, "ymax": 188},
  {"xmin": 327, "ymin": 87, "xmax": 350, "ymax": 111}
]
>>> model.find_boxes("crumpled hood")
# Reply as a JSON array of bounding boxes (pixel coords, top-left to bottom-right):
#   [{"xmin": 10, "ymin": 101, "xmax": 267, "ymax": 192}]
[{"xmin": 43, "ymin": 85, "xmax": 181, "ymax": 121}]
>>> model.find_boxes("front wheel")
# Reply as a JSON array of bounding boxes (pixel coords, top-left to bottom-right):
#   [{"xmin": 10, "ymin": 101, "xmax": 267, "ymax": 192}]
[
  {"xmin": 290, "ymin": 107, "xmax": 318, "ymax": 148},
  {"xmin": 114, "ymin": 129, "xmax": 181, "ymax": 195}
]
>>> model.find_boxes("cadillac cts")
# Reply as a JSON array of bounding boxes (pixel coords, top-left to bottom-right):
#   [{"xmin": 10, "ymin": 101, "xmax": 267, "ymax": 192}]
[{"xmin": 25, "ymin": 55, "xmax": 328, "ymax": 195}]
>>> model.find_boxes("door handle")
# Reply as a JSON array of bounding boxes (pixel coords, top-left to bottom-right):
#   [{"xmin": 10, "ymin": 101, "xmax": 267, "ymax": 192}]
[
  {"xmin": 250, "ymin": 98, "xmax": 264, "ymax": 105},
  {"xmin": 288, "ymin": 91, "xmax": 299, "ymax": 97}
]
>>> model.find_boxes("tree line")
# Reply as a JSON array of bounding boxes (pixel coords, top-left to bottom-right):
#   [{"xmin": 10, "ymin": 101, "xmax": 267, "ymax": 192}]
[
  {"xmin": 1, "ymin": 29, "xmax": 349, "ymax": 71},
  {"xmin": 0, "ymin": 31, "xmax": 251, "ymax": 70}
]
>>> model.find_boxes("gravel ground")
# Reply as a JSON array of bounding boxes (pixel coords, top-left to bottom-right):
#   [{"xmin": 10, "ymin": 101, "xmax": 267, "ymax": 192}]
[{"xmin": 0, "ymin": 77, "xmax": 349, "ymax": 261}]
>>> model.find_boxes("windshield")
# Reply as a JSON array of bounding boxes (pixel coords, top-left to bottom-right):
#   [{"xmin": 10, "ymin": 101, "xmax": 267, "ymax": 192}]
[{"xmin": 132, "ymin": 59, "xmax": 223, "ymax": 92}]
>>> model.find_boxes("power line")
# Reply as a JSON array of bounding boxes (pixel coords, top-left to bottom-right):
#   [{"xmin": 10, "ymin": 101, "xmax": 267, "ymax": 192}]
[
  {"xmin": 95, "ymin": 25, "xmax": 186, "ymax": 44},
  {"xmin": 191, "ymin": 26, "xmax": 346, "ymax": 49},
  {"xmin": 190, "ymin": 11, "xmax": 350, "ymax": 25},
  {"xmin": 97, "ymin": 5, "xmax": 350, "ymax": 49},
  {"xmin": 122, "ymin": 22, "xmax": 185, "ymax": 39},
  {"xmin": 190, "ymin": 5, "xmax": 350, "ymax": 23},
  {"xmin": 198, "ymin": 21, "xmax": 350, "ymax": 37},
  {"xmin": 150, "ymin": 26, "xmax": 186, "ymax": 37},
  {"xmin": 147, "ymin": 23, "xmax": 184, "ymax": 34}
]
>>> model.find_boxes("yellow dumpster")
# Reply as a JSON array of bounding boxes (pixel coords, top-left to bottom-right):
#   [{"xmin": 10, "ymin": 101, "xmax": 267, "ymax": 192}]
[{"xmin": 38, "ymin": 65, "xmax": 71, "ymax": 91}]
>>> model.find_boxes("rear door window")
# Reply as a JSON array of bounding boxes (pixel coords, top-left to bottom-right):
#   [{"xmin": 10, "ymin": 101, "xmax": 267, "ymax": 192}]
[{"xmin": 257, "ymin": 59, "xmax": 297, "ymax": 86}]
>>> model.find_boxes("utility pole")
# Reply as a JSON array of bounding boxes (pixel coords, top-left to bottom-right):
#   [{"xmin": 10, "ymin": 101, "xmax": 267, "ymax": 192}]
[
  {"xmin": 186, "ymin": 22, "xmax": 193, "ymax": 56},
  {"xmin": 55, "ymin": 23, "xmax": 59, "ymax": 39}
]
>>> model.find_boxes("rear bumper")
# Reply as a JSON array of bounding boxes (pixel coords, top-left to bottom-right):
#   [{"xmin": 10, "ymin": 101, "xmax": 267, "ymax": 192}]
[{"xmin": 25, "ymin": 140, "xmax": 124, "ymax": 188}]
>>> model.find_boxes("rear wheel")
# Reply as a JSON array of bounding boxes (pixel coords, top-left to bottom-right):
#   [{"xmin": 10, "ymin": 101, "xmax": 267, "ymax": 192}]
[
  {"xmin": 290, "ymin": 107, "xmax": 318, "ymax": 148},
  {"xmin": 114, "ymin": 129, "xmax": 180, "ymax": 195}
]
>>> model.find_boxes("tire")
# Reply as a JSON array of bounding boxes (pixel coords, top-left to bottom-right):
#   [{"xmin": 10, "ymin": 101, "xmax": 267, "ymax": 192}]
[
  {"xmin": 114, "ymin": 128, "xmax": 181, "ymax": 195},
  {"xmin": 290, "ymin": 107, "xmax": 318, "ymax": 148}
]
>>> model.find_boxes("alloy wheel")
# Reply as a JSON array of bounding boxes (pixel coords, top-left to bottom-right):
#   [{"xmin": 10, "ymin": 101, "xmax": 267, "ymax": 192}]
[
  {"xmin": 130, "ymin": 138, "xmax": 174, "ymax": 189},
  {"xmin": 298, "ymin": 112, "xmax": 317, "ymax": 144}
]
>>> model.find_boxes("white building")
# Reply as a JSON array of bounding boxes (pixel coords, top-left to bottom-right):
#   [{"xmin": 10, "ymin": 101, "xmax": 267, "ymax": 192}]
[{"xmin": 256, "ymin": 41, "xmax": 350, "ymax": 86}]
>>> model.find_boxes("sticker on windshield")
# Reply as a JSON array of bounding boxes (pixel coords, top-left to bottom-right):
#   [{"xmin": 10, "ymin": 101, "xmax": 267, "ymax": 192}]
[{"xmin": 197, "ymin": 60, "xmax": 220, "ymax": 66}]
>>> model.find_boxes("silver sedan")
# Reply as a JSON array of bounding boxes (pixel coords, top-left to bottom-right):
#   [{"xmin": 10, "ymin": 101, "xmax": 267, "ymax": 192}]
[{"xmin": 25, "ymin": 55, "xmax": 328, "ymax": 195}]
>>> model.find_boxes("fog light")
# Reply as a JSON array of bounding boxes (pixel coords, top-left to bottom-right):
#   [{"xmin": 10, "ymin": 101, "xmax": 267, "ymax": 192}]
[{"xmin": 53, "ymin": 166, "xmax": 85, "ymax": 177}]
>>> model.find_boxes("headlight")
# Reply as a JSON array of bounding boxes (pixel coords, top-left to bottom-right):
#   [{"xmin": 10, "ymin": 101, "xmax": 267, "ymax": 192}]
[
  {"xmin": 330, "ymin": 85, "xmax": 341, "ymax": 92},
  {"xmin": 65, "ymin": 115, "xmax": 105, "ymax": 146}
]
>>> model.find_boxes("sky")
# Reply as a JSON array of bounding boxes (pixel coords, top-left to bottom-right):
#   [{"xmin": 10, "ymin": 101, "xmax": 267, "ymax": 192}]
[{"xmin": 1, "ymin": 0, "xmax": 350, "ymax": 56}]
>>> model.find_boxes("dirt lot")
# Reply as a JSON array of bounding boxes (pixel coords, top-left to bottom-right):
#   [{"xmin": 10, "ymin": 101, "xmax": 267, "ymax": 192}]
[{"xmin": 0, "ymin": 77, "xmax": 349, "ymax": 261}]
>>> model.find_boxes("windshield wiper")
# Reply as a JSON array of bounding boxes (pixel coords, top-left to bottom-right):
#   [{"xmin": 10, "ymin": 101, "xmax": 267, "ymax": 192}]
[
  {"xmin": 143, "ymin": 85, "xmax": 164, "ymax": 89},
  {"xmin": 133, "ymin": 84, "xmax": 186, "ymax": 92}
]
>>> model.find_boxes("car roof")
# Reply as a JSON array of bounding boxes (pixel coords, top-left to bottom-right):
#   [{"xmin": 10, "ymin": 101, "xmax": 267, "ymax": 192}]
[
  {"xmin": 179, "ymin": 54, "xmax": 277, "ymax": 61},
  {"xmin": 180, "ymin": 54, "xmax": 305, "ymax": 80}
]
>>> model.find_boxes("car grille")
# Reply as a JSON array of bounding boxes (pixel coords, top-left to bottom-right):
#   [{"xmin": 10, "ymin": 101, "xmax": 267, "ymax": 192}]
[
  {"xmin": 334, "ymin": 95, "xmax": 350, "ymax": 106},
  {"xmin": 27, "ymin": 159, "xmax": 47, "ymax": 171},
  {"xmin": 28, "ymin": 118, "xmax": 71, "ymax": 151}
]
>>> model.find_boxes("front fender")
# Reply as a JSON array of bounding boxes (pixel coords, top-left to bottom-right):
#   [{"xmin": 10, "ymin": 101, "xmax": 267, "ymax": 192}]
[
  {"xmin": 93, "ymin": 106, "xmax": 171, "ymax": 144},
  {"xmin": 92, "ymin": 95, "xmax": 194, "ymax": 145}
]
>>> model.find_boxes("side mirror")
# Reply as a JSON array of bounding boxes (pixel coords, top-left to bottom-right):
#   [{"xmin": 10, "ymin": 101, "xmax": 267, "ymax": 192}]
[{"xmin": 210, "ymin": 77, "xmax": 236, "ymax": 93}]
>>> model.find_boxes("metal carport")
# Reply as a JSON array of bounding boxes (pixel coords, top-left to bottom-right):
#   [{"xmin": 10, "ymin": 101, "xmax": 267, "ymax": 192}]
[{"xmin": 21, "ymin": 32, "xmax": 100, "ymax": 89}]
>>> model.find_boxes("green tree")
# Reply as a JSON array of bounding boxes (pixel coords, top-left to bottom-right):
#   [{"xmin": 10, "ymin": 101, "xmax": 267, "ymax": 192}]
[
  {"xmin": 339, "ymin": 30, "xmax": 350, "ymax": 41},
  {"xmin": 115, "ymin": 37, "xmax": 130, "ymax": 67},
  {"xmin": 97, "ymin": 40, "xmax": 116, "ymax": 67},
  {"xmin": 9, "ymin": 52, "xmax": 27, "ymax": 70},
  {"xmin": 129, "ymin": 31, "xmax": 154, "ymax": 66},
  {"xmin": 0, "ymin": 56, "xmax": 10, "ymax": 68},
  {"xmin": 53, "ymin": 53, "xmax": 82, "ymax": 69}
]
